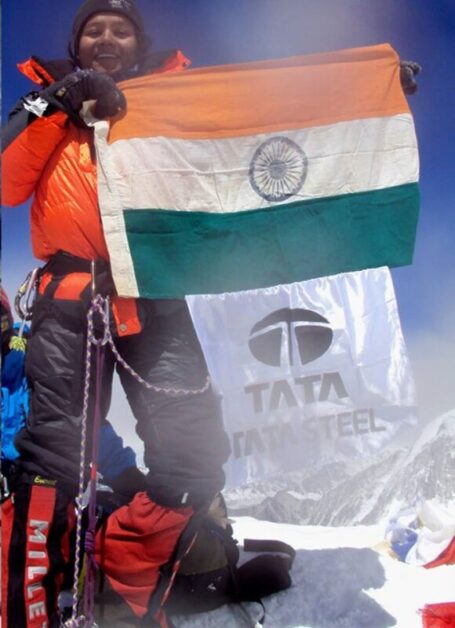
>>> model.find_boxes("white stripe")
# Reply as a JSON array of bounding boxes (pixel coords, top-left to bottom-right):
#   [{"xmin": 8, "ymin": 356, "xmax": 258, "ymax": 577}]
[
  {"xmin": 106, "ymin": 114, "xmax": 418, "ymax": 213},
  {"xmin": 93, "ymin": 121, "xmax": 139, "ymax": 297}
]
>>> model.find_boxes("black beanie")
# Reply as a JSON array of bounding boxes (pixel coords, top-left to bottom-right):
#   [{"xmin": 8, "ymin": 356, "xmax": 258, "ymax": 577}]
[{"xmin": 69, "ymin": 0, "xmax": 146, "ymax": 61}]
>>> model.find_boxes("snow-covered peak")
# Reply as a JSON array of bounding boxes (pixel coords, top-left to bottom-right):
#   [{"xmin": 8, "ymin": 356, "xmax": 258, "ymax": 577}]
[
  {"xmin": 407, "ymin": 407, "xmax": 455, "ymax": 461},
  {"xmin": 225, "ymin": 409, "xmax": 455, "ymax": 527}
]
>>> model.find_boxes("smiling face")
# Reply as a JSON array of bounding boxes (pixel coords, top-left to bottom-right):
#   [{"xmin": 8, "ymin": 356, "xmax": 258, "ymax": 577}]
[{"xmin": 78, "ymin": 12, "xmax": 139, "ymax": 77}]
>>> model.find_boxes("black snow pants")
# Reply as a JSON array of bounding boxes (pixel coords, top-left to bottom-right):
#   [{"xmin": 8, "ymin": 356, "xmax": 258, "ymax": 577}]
[{"xmin": 14, "ymin": 255, "xmax": 231, "ymax": 508}]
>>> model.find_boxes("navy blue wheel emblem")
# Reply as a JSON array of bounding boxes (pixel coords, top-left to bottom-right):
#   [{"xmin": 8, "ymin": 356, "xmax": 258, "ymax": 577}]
[{"xmin": 249, "ymin": 136, "xmax": 307, "ymax": 202}]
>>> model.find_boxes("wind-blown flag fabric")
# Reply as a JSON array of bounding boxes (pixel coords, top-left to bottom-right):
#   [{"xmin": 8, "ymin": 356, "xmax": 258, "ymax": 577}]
[
  {"xmin": 186, "ymin": 267, "xmax": 417, "ymax": 487},
  {"xmin": 94, "ymin": 43, "xmax": 419, "ymax": 299}
]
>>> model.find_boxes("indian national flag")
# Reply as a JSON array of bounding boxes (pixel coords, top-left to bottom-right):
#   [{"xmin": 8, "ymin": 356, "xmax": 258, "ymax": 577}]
[{"xmin": 94, "ymin": 43, "xmax": 419, "ymax": 299}]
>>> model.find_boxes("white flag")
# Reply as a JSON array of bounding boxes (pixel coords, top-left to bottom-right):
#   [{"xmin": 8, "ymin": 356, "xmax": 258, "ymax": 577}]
[{"xmin": 186, "ymin": 267, "xmax": 417, "ymax": 488}]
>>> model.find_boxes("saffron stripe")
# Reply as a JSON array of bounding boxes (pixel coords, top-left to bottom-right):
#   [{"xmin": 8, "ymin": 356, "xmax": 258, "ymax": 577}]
[{"xmin": 111, "ymin": 43, "xmax": 409, "ymax": 142}]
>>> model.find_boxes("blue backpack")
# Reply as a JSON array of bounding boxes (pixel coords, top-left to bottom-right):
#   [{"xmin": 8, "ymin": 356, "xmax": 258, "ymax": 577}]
[{"xmin": 1, "ymin": 326, "xmax": 29, "ymax": 463}]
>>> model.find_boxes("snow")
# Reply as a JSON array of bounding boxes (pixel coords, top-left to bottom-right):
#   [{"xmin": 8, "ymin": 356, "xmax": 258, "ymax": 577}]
[
  {"xmin": 408, "ymin": 408, "xmax": 455, "ymax": 461},
  {"xmin": 176, "ymin": 516, "xmax": 454, "ymax": 628},
  {"xmin": 97, "ymin": 408, "xmax": 455, "ymax": 626}
]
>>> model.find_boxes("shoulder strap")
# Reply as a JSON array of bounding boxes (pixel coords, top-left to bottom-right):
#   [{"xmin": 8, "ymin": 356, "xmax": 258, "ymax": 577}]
[
  {"xmin": 17, "ymin": 56, "xmax": 75, "ymax": 86},
  {"xmin": 143, "ymin": 509, "xmax": 206, "ymax": 626}
]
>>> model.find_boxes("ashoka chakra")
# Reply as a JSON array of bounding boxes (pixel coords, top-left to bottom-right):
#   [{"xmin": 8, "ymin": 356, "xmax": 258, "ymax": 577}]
[{"xmin": 249, "ymin": 136, "xmax": 307, "ymax": 202}]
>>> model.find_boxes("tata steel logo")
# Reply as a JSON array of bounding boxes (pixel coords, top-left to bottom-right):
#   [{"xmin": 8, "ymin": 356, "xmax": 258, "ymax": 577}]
[{"xmin": 248, "ymin": 308, "xmax": 333, "ymax": 367}]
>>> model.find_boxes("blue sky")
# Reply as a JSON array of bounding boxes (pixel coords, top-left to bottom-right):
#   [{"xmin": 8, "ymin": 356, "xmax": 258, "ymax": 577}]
[{"xmin": 2, "ymin": 0, "xmax": 455, "ymax": 424}]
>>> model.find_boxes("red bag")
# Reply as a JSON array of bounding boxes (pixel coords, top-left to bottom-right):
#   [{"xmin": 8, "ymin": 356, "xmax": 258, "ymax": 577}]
[
  {"xmin": 421, "ymin": 602, "xmax": 455, "ymax": 627},
  {"xmin": 425, "ymin": 537, "xmax": 455, "ymax": 569},
  {"xmin": 95, "ymin": 491, "xmax": 192, "ymax": 620}
]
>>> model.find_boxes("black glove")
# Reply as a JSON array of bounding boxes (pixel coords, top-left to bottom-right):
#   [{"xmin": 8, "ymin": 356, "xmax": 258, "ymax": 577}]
[
  {"xmin": 41, "ymin": 69, "xmax": 127, "ymax": 124},
  {"xmin": 106, "ymin": 465, "xmax": 148, "ymax": 499},
  {"xmin": 400, "ymin": 60, "xmax": 422, "ymax": 95}
]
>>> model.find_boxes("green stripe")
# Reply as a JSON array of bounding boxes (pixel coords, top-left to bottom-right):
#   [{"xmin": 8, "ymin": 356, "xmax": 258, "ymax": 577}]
[{"xmin": 124, "ymin": 183, "xmax": 419, "ymax": 299}]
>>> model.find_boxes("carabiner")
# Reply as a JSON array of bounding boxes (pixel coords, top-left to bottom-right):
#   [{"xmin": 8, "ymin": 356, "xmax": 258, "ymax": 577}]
[
  {"xmin": 14, "ymin": 268, "xmax": 40, "ymax": 324},
  {"xmin": 0, "ymin": 473, "xmax": 10, "ymax": 504}
]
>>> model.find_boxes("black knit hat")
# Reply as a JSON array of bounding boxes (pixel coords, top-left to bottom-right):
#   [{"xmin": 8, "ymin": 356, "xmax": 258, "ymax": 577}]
[{"xmin": 69, "ymin": 0, "xmax": 147, "ymax": 61}]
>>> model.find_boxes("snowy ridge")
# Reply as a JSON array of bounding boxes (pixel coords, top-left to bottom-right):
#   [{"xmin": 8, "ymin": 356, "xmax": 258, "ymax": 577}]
[
  {"xmin": 224, "ymin": 410, "xmax": 455, "ymax": 526},
  {"xmin": 406, "ymin": 407, "xmax": 455, "ymax": 461}
]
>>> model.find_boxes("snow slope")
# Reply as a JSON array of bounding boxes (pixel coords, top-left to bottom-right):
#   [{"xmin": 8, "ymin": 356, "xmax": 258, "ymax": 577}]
[
  {"xmin": 175, "ymin": 517, "xmax": 454, "ymax": 628},
  {"xmin": 94, "ymin": 410, "xmax": 455, "ymax": 626}
]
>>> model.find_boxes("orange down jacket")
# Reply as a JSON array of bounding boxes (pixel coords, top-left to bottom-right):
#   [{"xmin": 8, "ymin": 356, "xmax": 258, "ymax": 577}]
[{"xmin": 2, "ymin": 51, "xmax": 190, "ymax": 334}]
